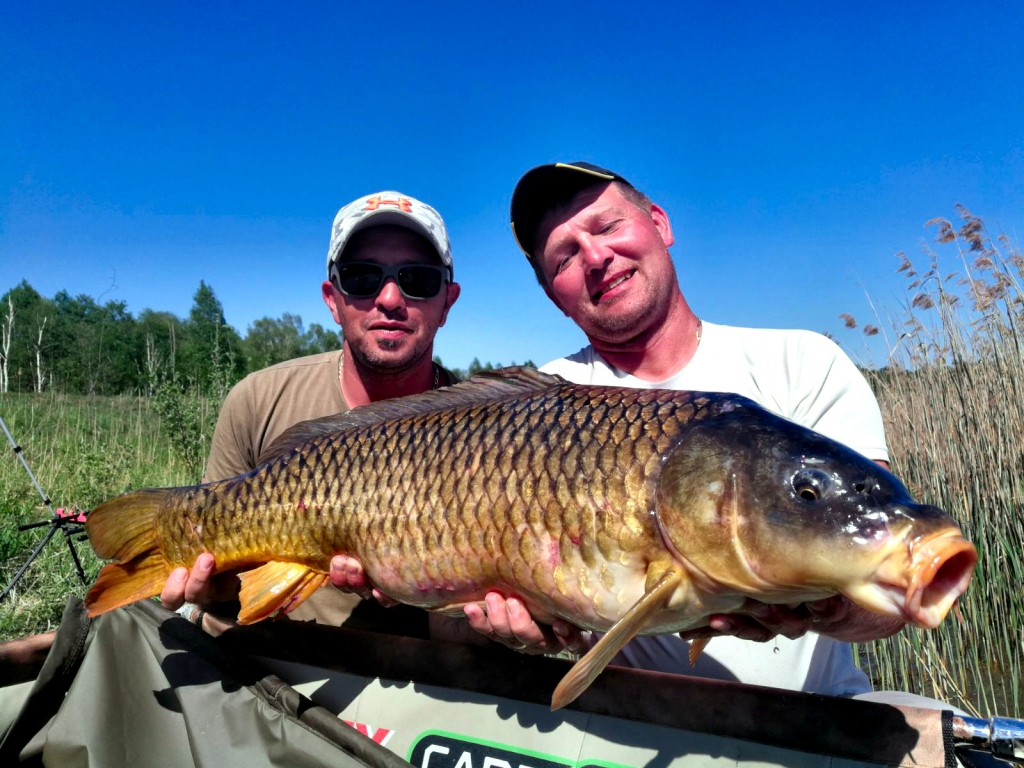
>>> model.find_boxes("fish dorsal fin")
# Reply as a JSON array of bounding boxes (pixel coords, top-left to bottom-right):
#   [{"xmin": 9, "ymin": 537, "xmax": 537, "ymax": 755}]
[{"xmin": 259, "ymin": 366, "xmax": 563, "ymax": 465}]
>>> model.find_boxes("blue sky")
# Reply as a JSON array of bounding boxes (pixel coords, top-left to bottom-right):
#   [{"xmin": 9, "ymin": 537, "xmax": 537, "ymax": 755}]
[{"xmin": 2, "ymin": 2, "xmax": 1022, "ymax": 371}]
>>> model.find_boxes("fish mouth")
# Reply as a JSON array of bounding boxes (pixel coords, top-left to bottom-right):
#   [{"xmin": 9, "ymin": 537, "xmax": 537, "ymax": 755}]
[
  {"xmin": 852, "ymin": 530, "xmax": 977, "ymax": 628},
  {"xmin": 903, "ymin": 532, "xmax": 977, "ymax": 628}
]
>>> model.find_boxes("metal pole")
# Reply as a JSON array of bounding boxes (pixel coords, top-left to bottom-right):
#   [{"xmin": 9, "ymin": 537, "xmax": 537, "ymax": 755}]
[
  {"xmin": 953, "ymin": 715, "xmax": 1024, "ymax": 762},
  {"xmin": 0, "ymin": 525, "xmax": 59, "ymax": 603},
  {"xmin": 0, "ymin": 410, "xmax": 56, "ymax": 514}
]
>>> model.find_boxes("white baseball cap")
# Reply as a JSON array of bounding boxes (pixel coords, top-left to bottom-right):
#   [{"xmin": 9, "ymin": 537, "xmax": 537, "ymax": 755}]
[{"xmin": 326, "ymin": 191, "xmax": 453, "ymax": 277}]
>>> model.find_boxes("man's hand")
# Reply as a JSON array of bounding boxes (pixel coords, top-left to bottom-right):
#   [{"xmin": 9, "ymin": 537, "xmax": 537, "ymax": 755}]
[
  {"xmin": 328, "ymin": 555, "xmax": 398, "ymax": 606},
  {"xmin": 463, "ymin": 593, "xmax": 586, "ymax": 656},
  {"xmin": 160, "ymin": 552, "xmax": 243, "ymax": 609},
  {"xmin": 804, "ymin": 596, "xmax": 906, "ymax": 642},
  {"xmin": 678, "ymin": 596, "xmax": 906, "ymax": 645},
  {"xmin": 159, "ymin": 553, "xmax": 240, "ymax": 636},
  {"xmin": 326, "ymin": 559, "xmax": 583, "ymax": 653}
]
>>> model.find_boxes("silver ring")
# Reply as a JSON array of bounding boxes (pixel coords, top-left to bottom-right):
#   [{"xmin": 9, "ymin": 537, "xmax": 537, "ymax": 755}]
[{"xmin": 175, "ymin": 602, "xmax": 205, "ymax": 626}]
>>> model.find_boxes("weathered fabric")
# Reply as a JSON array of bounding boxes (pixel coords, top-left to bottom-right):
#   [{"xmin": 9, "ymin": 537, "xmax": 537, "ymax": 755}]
[{"xmin": 0, "ymin": 598, "xmax": 412, "ymax": 768}]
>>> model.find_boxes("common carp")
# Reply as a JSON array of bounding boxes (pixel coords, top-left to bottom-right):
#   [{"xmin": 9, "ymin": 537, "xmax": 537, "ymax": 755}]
[{"xmin": 85, "ymin": 368, "xmax": 976, "ymax": 709}]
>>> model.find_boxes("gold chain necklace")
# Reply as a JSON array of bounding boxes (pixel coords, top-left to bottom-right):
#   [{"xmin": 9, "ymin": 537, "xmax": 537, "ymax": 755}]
[{"xmin": 337, "ymin": 352, "xmax": 441, "ymax": 393}]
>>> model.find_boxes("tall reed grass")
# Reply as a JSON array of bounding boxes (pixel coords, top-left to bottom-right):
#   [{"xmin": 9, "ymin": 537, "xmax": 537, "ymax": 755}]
[{"xmin": 850, "ymin": 206, "xmax": 1024, "ymax": 717}]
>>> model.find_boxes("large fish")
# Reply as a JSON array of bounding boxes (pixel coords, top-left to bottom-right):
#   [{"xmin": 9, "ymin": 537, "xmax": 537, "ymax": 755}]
[{"xmin": 85, "ymin": 368, "xmax": 976, "ymax": 709}]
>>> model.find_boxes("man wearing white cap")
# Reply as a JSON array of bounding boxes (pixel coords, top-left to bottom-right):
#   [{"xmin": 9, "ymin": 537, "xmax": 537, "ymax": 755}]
[{"xmin": 161, "ymin": 191, "xmax": 461, "ymax": 633}]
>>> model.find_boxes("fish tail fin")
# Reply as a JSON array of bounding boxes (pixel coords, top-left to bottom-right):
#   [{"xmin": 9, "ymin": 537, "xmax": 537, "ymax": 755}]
[{"xmin": 85, "ymin": 489, "xmax": 173, "ymax": 617}]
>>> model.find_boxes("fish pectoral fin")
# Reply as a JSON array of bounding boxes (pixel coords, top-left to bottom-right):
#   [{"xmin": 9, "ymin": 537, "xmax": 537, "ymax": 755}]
[
  {"xmin": 688, "ymin": 636, "xmax": 711, "ymax": 665},
  {"xmin": 237, "ymin": 561, "xmax": 329, "ymax": 624},
  {"xmin": 550, "ymin": 563, "xmax": 685, "ymax": 710}
]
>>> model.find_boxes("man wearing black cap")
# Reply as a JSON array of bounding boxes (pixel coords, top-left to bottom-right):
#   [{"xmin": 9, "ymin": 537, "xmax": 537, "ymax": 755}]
[{"xmin": 474, "ymin": 162, "xmax": 906, "ymax": 696}]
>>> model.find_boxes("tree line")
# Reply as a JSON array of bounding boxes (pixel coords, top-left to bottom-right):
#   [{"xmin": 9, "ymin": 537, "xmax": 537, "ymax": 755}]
[
  {"xmin": 0, "ymin": 280, "xmax": 531, "ymax": 397},
  {"xmin": 0, "ymin": 280, "xmax": 342, "ymax": 396}
]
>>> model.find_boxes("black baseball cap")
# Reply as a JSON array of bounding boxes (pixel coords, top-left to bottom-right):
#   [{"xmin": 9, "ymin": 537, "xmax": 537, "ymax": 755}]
[{"xmin": 509, "ymin": 161, "xmax": 634, "ymax": 259}]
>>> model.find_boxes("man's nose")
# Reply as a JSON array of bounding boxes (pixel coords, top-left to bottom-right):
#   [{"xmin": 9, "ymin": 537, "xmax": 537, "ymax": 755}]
[
  {"xmin": 579, "ymin": 235, "xmax": 612, "ymax": 271},
  {"xmin": 375, "ymin": 278, "xmax": 406, "ymax": 311}
]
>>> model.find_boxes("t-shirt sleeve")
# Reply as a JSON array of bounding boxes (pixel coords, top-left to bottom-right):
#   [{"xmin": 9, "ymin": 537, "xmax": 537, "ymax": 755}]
[
  {"xmin": 203, "ymin": 378, "xmax": 258, "ymax": 482},
  {"xmin": 790, "ymin": 334, "xmax": 889, "ymax": 463}
]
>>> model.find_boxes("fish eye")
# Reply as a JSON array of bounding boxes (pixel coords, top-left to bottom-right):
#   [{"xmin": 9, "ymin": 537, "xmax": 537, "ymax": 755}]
[{"xmin": 792, "ymin": 468, "xmax": 832, "ymax": 502}]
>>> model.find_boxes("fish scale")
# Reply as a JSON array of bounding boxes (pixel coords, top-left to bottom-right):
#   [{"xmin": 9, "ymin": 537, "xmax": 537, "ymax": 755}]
[{"xmin": 213, "ymin": 384, "xmax": 668, "ymax": 617}]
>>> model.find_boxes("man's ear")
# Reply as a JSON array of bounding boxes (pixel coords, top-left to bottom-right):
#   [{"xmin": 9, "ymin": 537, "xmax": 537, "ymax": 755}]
[
  {"xmin": 438, "ymin": 282, "xmax": 461, "ymax": 327},
  {"xmin": 649, "ymin": 203, "xmax": 674, "ymax": 249},
  {"xmin": 321, "ymin": 280, "xmax": 343, "ymax": 324}
]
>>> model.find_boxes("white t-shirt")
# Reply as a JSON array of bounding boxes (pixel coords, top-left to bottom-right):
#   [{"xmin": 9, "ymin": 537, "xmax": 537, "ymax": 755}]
[{"xmin": 541, "ymin": 321, "xmax": 887, "ymax": 696}]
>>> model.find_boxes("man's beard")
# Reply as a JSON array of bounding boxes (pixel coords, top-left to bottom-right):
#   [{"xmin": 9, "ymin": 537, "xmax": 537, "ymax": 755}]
[
  {"xmin": 592, "ymin": 302, "xmax": 655, "ymax": 336},
  {"xmin": 348, "ymin": 335, "xmax": 430, "ymax": 375},
  {"xmin": 588, "ymin": 282, "xmax": 666, "ymax": 341}
]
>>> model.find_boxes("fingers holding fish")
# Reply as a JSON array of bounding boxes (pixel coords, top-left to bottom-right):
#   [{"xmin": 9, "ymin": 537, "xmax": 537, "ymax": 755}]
[
  {"xmin": 465, "ymin": 593, "xmax": 565, "ymax": 655},
  {"xmin": 734, "ymin": 598, "xmax": 906, "ymax": 644},
  {"xmin": 160, "ymin": 553, "xmax": 243, "ymax": 636},
  {"xmin": 160, "ymin": 565, "xmax": 191, "ymax": 612},
  {"xmin": 804, "ymin": 598, "xmax": 906, "ymax": 643},
  {"xmin": 743, "ymin": 602, "xmax": 815, "ymax": 641},
  {"xmin": 678, "ymin": 597, "xmax": 908, "ymax": 647},
  {"xmin": 329, "ymin": 555, "xmax": 398, "ymax": 607},
  {"xmin": 160, "ymin": 553, "xmax": 238, "ymax": 610},
  {"xmin": 676, "ymin": 604, "xmax": 809, "ymax": 644},
  {"xmin": 329, "ymin": 555, "xmax": 368, "ymax": 598},
  {"xmin": 552, "ymin": 619, "xmax": 589, "ymax": 655}
]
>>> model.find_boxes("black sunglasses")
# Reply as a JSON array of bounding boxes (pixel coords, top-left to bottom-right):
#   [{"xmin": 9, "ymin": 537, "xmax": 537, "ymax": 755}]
[{"xmin": 330, "ymin": 262, "xmax": 450, "ymax": 300}]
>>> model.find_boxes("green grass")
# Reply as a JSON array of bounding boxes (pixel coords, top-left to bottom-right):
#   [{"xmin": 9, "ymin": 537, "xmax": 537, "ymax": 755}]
[{"xmin": 0, "ymin": 392, "xmax": 203, "ymax": 641}]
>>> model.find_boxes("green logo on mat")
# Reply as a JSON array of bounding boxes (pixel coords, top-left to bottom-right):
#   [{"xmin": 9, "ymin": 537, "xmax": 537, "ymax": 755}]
[{"xmin": 408, "ymin": 731, "xmax": 633, "ymax": 768}]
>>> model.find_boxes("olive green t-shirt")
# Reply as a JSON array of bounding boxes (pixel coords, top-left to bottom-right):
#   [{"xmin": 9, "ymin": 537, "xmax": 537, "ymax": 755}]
[
  {"xmin": 205, "ymin": 349, "xmax": 453, "ymax": 635},
  {"xmin": 205, "ymin": 350, "xmax": 348, "ymax": 482}
]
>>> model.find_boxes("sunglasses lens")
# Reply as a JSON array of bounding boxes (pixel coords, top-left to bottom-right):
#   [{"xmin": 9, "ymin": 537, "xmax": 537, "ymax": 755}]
[
  {"xmin": 336, "ymin": 264, "xmax": 384, "ymax": 298},
  {"xmin": 335, "ymin": 262, "xmax": 446, "ymax": 299},
  {"xmin": 398, "ymin": 266, "xmax": 444, "ymax": 299}
]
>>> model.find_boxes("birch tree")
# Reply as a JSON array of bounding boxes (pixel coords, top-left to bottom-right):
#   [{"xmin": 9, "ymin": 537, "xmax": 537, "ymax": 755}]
[
  {"xmin": 32, "ymin": 315, "xmax": 48, "ymax": 392},
  {"xmin": 0, "ymin": 295, "xmax": 13, "ymax": 393}
]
